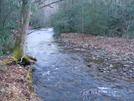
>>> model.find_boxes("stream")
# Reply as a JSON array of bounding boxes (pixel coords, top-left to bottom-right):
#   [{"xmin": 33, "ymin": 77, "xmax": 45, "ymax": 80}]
[{"xmin": 26, "ymin": 28, "xmax": 134, "ymax": 101}]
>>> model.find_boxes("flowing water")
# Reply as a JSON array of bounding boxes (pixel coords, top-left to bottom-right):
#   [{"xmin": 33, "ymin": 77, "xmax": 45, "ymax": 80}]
[{"xmin": 26, "ymin": 28, "xmax": 134, "ymax": 101}]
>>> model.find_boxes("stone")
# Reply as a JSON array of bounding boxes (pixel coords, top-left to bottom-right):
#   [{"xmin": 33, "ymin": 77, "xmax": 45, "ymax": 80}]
[
  {"xmin": 109, "ymin": 64, "xmax": 113, "ymax": 68},
  {"xmin": 129, "ymin": 70, "xmax": 133, "ymax": 73}
]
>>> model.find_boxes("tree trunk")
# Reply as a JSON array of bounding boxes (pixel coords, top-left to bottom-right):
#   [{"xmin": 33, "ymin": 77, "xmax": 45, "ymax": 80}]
[
  {"xmin": 12, "ymin": 0, "xmax": 33, "ymax": 63},
  {"xmin": 12, "ymin": 0, "xmax": 37, "ymax": 67},
  {"xmin": 19, "ymin": 0, "xmax": 32, "ymax": 54}
]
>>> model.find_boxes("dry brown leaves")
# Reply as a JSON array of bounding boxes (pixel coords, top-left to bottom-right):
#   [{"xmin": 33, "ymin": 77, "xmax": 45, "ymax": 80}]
[
  {"xmin": 61, "ymin": 33, "xmax": 134, "ymax": 57},
  {"xmin": 0, "ymin": 54, "xmax": 41, "ymax": 101}
]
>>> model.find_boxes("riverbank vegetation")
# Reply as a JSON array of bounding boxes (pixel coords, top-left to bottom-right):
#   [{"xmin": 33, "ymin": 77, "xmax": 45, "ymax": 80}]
[{"xmin": 51, "ymin": 0, "xmax": 134, "ymax": 39}]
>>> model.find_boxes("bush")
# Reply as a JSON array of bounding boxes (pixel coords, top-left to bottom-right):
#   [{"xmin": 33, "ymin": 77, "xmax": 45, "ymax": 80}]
[
  {"xmin": 0, "ymin": 26, "xmax": 14, "ymax": 56},
  {"xmin": 0, "ymin": 0, "xmax": 19, "ymax": 56},
  {"xmin": 50, "ymin": 0, "xmax": 134, "ymax": 38}
]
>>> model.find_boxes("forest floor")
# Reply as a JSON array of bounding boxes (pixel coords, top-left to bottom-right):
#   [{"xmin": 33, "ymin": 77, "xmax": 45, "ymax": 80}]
[
  {"xmin": 59, "ymin": 33, "xmax": 134, "ymax": 57},
  {"xmin": 0, "ymin": 54, "xmax": 41, "ymax": 101}
]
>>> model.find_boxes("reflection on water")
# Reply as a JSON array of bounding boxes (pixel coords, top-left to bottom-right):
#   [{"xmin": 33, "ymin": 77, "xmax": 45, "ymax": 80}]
[{"xmin": 26, "ymin": 28, "xmax": 134, "ymax": 101}]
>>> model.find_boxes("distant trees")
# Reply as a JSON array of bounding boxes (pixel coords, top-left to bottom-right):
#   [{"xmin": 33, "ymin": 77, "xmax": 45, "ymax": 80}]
[
  {"xmin": 51, "ymin": 0, "xmax": 134, "ymax": 38},
  {"xmin": 31, "ymin": 0, "xmax": 59, "ymax": 28}
]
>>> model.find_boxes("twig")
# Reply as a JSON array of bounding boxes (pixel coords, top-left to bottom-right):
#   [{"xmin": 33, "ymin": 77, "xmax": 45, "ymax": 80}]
[{"xmin": 39, "ymin": 0, "xmax": 63, "ymax": 9}]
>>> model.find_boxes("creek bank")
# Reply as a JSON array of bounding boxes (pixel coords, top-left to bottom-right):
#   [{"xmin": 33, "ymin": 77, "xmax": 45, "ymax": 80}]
[
  {"xmin": 0, "ymin": 54, "xmax": 41, "ymax": 101},
  {"xmin": 55, "ymin": 33, "xmax": 134, "ymax": 81}
]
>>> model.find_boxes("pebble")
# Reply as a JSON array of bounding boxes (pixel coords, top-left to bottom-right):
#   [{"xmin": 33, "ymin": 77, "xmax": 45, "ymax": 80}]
[
  {"xmin": 124, "ymin": 64, "xmax": 130, "ymax": 67},
  {"xmin": 74, "ymin": 67, "xmax": 78, "ymax": 69},
  {"xmin": 128, "ymin": 61, "xmax": 133, "ymax": 64},
  {"xmin": 92, "ymin": 57, "xmax": 96, "ymax": 59},
  {"xmin": 109, "ymin": 64, "xmax": 113, "ymax": 68},
  {"xmin": 123, "ymin": 68, "xmax": 128, "ymax": 72},
  {"xmin": 129, "ymin": 70, "xmax": 133, "ymax": 73},
  {"xmin": 98, "ymin": 67, "xmax": 106, "ymax": 72}
]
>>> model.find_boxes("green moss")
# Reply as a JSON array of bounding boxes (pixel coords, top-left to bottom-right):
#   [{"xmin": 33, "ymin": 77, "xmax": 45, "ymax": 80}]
[
  {"xmin": 25, "ymin": 71, "xmax": 34, "ymax": 92},
  {"xmin": 25, "ymin": 55, "xmax": 33, "ymax": 60},
  {"xmin": 3, "ymin": 59, "xmax": 10, "ymax": 64},
  {"xmin": 26, "ymin": 71, "xmax": 31, "ymax": 79},
  {"xmin": 12, "ymin": 35, "xmax": 24, "ymax": 61},
  {"xmin": 13, "ymin": 36, "xmax": 21, "ymax": 50},
  {"xmin": 28, "ymin": 80, "xmax": 34, "ymax": 91},
  {"xmin": 12, "ymin": 48, "xmax": 24, "ymax": 61}
]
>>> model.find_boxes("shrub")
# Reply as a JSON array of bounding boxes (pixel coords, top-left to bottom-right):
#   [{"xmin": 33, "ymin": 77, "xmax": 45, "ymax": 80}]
[
  {"xmin": 50, "ymin": 0, "xmax": 134, "ymax": 38},
  {"xmin": 0, "ymin": 26, "xmax": 14, "ymax": 56}
]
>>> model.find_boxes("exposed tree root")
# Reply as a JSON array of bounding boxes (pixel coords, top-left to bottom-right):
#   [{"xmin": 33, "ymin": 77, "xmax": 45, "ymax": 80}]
[
  {"xmin": 10, "ymin": 51, "xmax": 37, "ymax": 70},
  {"xmin": 17, "ymin": 55, "xmax": 37, "ymax": 68}
]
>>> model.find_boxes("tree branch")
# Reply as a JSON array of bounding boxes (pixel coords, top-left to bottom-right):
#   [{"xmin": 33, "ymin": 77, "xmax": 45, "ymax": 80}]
[
  {"xmin": 49, "ymin": 5, "xmax": 53, "ymax": 8},
  {"xmin": 39, "ymin": 0, "xmax": 63, "ymax": 9}
]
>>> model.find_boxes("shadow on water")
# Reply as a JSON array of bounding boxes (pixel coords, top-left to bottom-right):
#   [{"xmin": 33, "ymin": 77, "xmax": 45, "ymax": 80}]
[{"xmin": 26, "ymin": 28, "xmax": 134, "ymax": 101}]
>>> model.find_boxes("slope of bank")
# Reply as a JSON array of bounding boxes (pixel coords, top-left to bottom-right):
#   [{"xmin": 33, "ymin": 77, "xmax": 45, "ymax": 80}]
[{"xmin": 0, "ymin": 54, "xmax": 41, "ymax": 101}]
